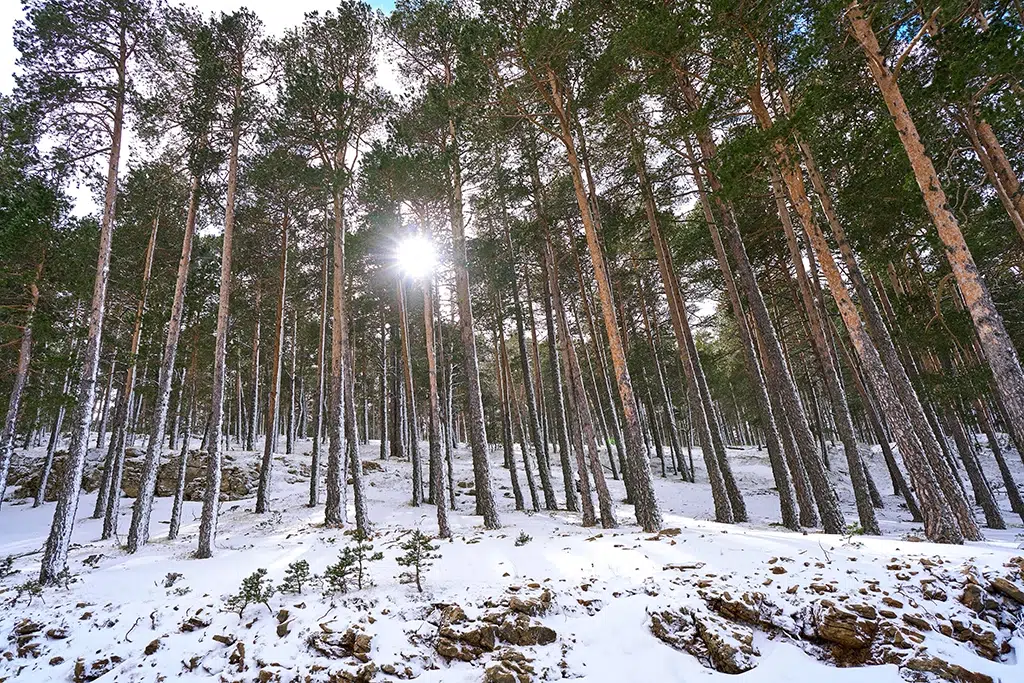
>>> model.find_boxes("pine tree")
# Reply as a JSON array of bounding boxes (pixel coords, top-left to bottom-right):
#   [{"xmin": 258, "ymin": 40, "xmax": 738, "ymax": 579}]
[
  {"xmin": 17, "ymin": 0, "xmax": 162, "ymax": 584},
  {"xmin": 396, "ymin": 529, "xmax": 439, "ymax": 593}
]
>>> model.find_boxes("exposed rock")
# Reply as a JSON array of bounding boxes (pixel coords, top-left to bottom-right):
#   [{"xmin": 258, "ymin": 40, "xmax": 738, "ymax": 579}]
[
  {"xmin": 73, "ymin": 656, "xmax": 123, "ymax": 682},
  {"xmin": 6, "ymin": 448, "xmax": 257, "ymax": 503},
  {"xmin": 437, "ymin": 622, "xmax": 496, "ymax": 660},
  {"xmin": 483, "ymin": 649, "xmax": 535, "ymax": 683},
  {"xmin": 902, "ymin": 653, "xmax": 993, "ymax": 683},
  {"xmin": 507, "ymin": 591, "xmax": 551, "ymax": 617},
  {"xmin": 310, "ymin": 628, "xmax": 374, "ymax": 662},
  {"xmin": 814, "ymin": 602, "xmax": 878, "ymax": 652},
  {"xmin": 328, "ymin": 662, "xmax": 377, "ymax": 683},
  {"xmin": 180, "ymin": 615, "xmax": 212, "ymax": 632},
  {"xmin": 989, "ymin": 577, "xmax": 1024, "ymax": 605},
  {"xmin": 960, "ymin": 584, "xmax": 985, "ymax": 613},
  {"xmin": 495, "ymin": 614, "xmax": 556, "ymax": 647},
  {"xmin": 144, "ymin": 639, "xmax": 161, "ymax": 656},
  {"xmin": 649, "ymin": 607, "xmax": 759, "ymax": 674}
]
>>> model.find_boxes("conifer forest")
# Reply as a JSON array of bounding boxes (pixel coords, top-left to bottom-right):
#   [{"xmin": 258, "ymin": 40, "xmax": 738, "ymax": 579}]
[{"xmin": 1, "ymin": 1, "xmax": 1024, "ymax": 681}]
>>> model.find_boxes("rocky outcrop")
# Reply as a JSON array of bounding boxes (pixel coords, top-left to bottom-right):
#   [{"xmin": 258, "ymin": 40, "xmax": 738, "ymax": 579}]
[
  {"xmin": 7, "ymin": 449, "xmax": 258, "ymax": 503},
  {"xmin": 650, "ymin": 607, "xmax": 759, "ymax": 674},
  {"xmin": 647, "ymin": 557, "xmax": 1024, "ymax": 683},
  {"xmin": 430, "ymin": 588, "xmax": 558, "ymax": 676},
  {"xmin": 309, "ymin": 627, "xmax": 374, "ymax": 662}
]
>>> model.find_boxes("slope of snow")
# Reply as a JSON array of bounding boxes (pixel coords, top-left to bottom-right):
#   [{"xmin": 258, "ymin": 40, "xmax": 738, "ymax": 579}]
[{"xmin": 0, "ymin": 437, "xmax": 1021, "ymax": 682}]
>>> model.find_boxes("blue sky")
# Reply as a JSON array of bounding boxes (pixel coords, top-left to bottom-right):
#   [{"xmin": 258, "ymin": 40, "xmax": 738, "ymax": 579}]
[{"xmin": 1, "ymin": 0, "xmax": 396, "ymax": 96}]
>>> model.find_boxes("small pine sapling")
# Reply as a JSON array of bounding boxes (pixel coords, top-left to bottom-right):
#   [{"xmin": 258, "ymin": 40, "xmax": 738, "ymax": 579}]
[
  {"xmin": 324, "ymin": 548, "xmax": 357, "ymax": 594},
  {"xmin": 396, "ymin": 529, "xmax": 439, "ymax": 593},
  {"xmin": 225, "ymin": 568, "xmax": 275, "ymax": 617},
  {"xmin": 515, "ymin": 531, "xmax": 532, "ymax": 547},
  {"xmin": 350, "ymin": 530, "xmax": 383, "ymax": 590},
  {"xmin": 278, "ymin": 560, "xmax": 313, "ymax": 594},
  {"xmin": 9, "ymin": 580, "xmax": 42, "ymax": 606},
  {"xmin": 0, "ymin": 555, "xmax": 15, "ymax": 579}
]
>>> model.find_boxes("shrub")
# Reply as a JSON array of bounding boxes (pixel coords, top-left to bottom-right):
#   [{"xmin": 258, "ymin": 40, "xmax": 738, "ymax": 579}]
[
  {"xmin": 225, "ymin": 568, "xmax": 275, "ymax": 617},
  {"xmin": 514, "ymin": 531, "xmax": 532, "ymax": 547},
  {"xmin": 278, "ymin": 560, "xmax": 313, "ymax": 594},
  {"xmin": 349, "ymin": 530, "xmax": 383, "ymax": 590},
  {"xmin": 324, "ymin": 548, "xmax": 357, "ymax": 594}
]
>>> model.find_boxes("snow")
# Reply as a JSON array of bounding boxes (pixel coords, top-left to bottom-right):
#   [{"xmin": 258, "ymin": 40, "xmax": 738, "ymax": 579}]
[{"xmin": 0, "ymin": 436, "xmax": 1022, "ymax": 682}]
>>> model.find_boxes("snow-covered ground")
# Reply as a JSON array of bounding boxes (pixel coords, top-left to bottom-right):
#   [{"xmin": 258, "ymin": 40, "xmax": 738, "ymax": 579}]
[{"xmin": 1, "ymin": 437, "xmax": 1022, "ymax": 682}]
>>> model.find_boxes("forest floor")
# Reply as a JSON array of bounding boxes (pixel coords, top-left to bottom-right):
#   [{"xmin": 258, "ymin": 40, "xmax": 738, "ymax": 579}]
[{"xmin": 0, "ymin": 437, "xmax": 1022, "ymax": 682}]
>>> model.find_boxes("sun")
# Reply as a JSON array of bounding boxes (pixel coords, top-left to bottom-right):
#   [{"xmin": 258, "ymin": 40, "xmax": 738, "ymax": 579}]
[{"xmin": 396, "ymin": 234, "xmax": 437, "ymax": 279}]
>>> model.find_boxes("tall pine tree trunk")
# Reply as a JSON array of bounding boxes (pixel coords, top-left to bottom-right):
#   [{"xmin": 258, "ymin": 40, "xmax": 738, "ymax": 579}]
[
  {"xmin": 101, "ymin": 215, "xmax": 159, "ymax": 539},
  {"xmin": 422, "ymin": 277, "xmax": 449, "ymax": 537},
  {"xmin": 0, "ymin": 258, "xmax": 42, "ymax": 505},
  {"xmin": 543, "ymin": 70, "xmax": 661, "ymax": 531},
  {"xmin": 545, "ymin": 236, "xmax": 610, "ymax": 527},
  {"xmin": 256, "ymin": 211, "xmax": 289, "ymax": 513},
  {"xmin": 325, "ymin": 188, "xmax": 349, "ymax": 528},
  {"xmin": 447, "ymin": 119, "xmax": 499, "ymax": 529},
  {"xmin": 678, "ymin": 76, "xmax": 842, "ymax": 532},
  {"xmin": 677, "ymin": 136, "xmax": 799, "ymax": 528},
  {"xmin": 398, "ymin": 276, "xmax": 423, "ymax": 506},
  {"xmin": 197, "ymin": 66, "xmax": 243, "ymax": 558},
  {"xmin": 247, "ymin": 287, "xmax": 262, "ymax": 451},
  {"xmin": 40, "ymin": 35, "xmax": 127, "ymax": 584},
  {"xmin": 848, "ymin": 3, "xmax": 1024, "ymax": 481},
  {"xmin": 749, "ymin": 87, "xmax": 879, "ymax": 534},
  {"xmin": 527, "ymin": 146, "xmax": 580, "ymax": 512},
  {"xmin": 310, "ymin": 239, "xmax": 329, "ymax": 506},
  {"xmin": 127, "ymin": 173, "xmax": 200, "ymax": 551},
  {"xmin": 504, "ymin": 225, "xmax": 557, "ymax": 510}
]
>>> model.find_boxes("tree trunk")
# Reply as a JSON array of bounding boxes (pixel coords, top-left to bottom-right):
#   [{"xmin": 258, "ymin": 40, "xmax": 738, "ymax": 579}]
[
  {"xmin": 398, "ymin": 276, "xmax": 423, "ymax": 506},
  {"xmin": 247, "ymin": 287, "xmax": 262, "ymax": 451},
  {"xmin": 378, "ymin": 316, "xmax": 388, "ymax": 463},
  {"xmin": 0, "ymin": 258, "xmax": 43, "ymax": 505},
  {"xmin": 287, "ymin": 311, "xmax": 297, "ymax": 455},
  {"xmin": 749, "ymin": 90, "xmax": 880, "ymax": 534},
  {"xmin": 573, "ymin": 257, "xmax": 628, "ymax": 493},
  {"xmin": 677, "ymin": 74, "xmax": 844, "ymax": 533},
  {"xmin": 344, "ymin": 314, "xmax": 368, "ymax": 534},
  {"xmin": 496, "ymin": 325, "xmax": 525, "ymax": 511},
  {"xmin": 544, "ymin": 236, "xmax": 609, "ymax": 527},
  {"xmin": 676, "ymin": 136, "xmax": 799, "ymax": 528},
  {"xmin": 100, "ymin": 214, "xmax": 159, "ymax": 539},
  {"xmin": 504, "ymin": 225, "xmax": 557, "ymax": 510},
  {"xmin": 975, "ymin": 400, "xmax": 1024, "ymax": 521},
  {"xmin": 633, "ymin": 135, "xmax": 732, "ymax": 521},
  {"xmin": 544, "ymin": 72, "xmax": 661, "ymax": 531},
  {"xmin": 537, "ymin": 239, "xmax": 580, "ymax": 512},
  {"xmin": 973, "ymin": 118, "xmax": 1024, "ymax": 235},
  {"xmin": 447, "ymin": 118, "xmax": 499, "ymax": 529},
  {"xmin": 749, "ymin": 80, "xmax": 967, "ymax": 541},
  {"xmin": 256, "ymin": 211, "xmax": 289, "ymax": 513},
  {"xmin": 37, "ymin": 362, "xmax": 75, "ymax": 507},
  {"xmin": 960, "ymin": 112, "xmax": 1024, "ymax": 243},
  {"xmin": 325, "ymin": 186, "xmax": 349, "ymax": 528},
  {"xmin": 508, "ymin": 337, "xmax": 541, "ymax": 512},
  {"xmin": 127, "ymin": 173, "xmax": 200, "ymax": 552},
  {"xmin": 422, "ymin": 278, "xmax": 450, "ymax": 537},
  {"xmin": 848, "ymin": 3, "xmax": 1024, "ymax": 484},
  {"xmin": 310, "ymin": 240, "xmax": 329, "ymax": 506},
  {"xmin": 197, "ymin": 65, "xmax": 243, "ymax": 559},
  {"xmin": 39, "ymin": 34, "xmax": 127, "ymax": 584},
  {"xmin": 169, "ymin": 335, "xmax": 198, "ymax": 540}
]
